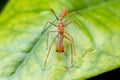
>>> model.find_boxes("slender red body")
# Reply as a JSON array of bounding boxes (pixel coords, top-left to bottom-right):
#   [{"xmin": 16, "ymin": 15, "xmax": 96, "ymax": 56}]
[
  {"xmin": 44, "ymin": 9, "xmax": 76, "ymax": 67},
  {"xmin": 55, "ymin": 9, "xmax": 67, "ymax": 53},
  {"xmin": 56, "ymin": 22, "xmax": 64, "ymax": 53}
]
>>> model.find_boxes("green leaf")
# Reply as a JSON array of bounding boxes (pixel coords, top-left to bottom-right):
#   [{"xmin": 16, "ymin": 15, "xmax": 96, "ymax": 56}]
[{"xmin": 0, "ymin": 0, "xmax": 120, "ymax": 80}]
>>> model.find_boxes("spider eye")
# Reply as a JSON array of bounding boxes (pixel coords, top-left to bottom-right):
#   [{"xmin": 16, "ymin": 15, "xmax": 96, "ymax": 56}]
[{"xmin": 56, "ymin": 50, "xmax": 58, "ymax": 52}]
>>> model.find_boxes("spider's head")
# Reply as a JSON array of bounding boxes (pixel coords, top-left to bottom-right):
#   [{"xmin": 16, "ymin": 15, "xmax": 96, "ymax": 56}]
[{"xmin": 61, "ymin": 9, "xmax": 68, "ymax": 17}]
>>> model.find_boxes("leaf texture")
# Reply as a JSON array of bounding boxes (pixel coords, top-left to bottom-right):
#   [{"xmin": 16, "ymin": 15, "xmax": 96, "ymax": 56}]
[{"xmin": 0, "ymin": 0, "xmax": 120, "ymax": 80}]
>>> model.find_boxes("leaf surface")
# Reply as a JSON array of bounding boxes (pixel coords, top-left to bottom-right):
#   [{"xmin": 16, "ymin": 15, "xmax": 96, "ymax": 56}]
[{"xmin": 0, "ymin": 0, "xmax": 120, "ymax": 80}]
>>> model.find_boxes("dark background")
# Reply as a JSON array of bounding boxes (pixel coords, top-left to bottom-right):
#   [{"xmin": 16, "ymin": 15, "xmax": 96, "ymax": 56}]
[
  {"xmin": 0, "ymin": 0, "xmax": 8, "ymax": 13},
  {"xmin": 0, "ymin": 0, "xmax": 120, "ymax": 80}
]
